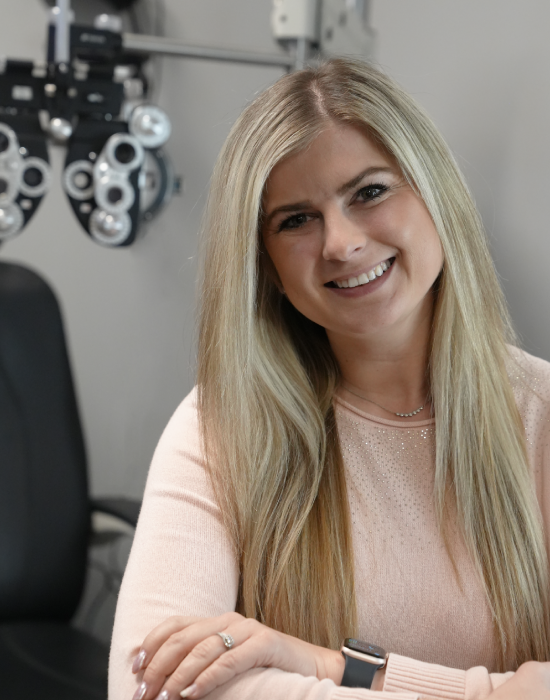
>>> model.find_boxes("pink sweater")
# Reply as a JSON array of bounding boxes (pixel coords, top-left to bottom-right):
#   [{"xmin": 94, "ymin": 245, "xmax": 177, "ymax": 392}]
[{"xmin": 109, "ymin": 349, "xmax": 550, "ymax": 700}]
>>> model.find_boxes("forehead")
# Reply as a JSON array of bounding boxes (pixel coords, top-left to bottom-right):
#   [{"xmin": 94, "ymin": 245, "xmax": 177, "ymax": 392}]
[{"xmin": 263, "ymin": 123, "xmax": 395, "ymax": 209}]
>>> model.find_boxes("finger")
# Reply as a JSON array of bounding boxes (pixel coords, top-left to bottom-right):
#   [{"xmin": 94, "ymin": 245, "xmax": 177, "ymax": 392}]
[
  {"xmin": 155, "ymin": 629, "xmax": 242, "ymax": 698},
  {"xmin": 162, "ymin": 620, "xmax": 272, "ymax": 699},
  {"xmin": 185, "ymin": 638, "xmax": 274, "ymax": 698},
  {"xmin": 140, "ymin": 614, "xmax": 243, "ymax": 698},
  {"xmin": 135, "ymin": 612, "xmax": 241, "ymax": 674},
  {"xmin": 133, "ymin": 616, "xmax": 202, "ymax": 673}
]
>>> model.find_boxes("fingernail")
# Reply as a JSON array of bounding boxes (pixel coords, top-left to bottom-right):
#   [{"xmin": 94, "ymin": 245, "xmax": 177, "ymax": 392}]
[
  {"xmin": 180, "ymin": 685, "xmax": 197, "ymax": 699},
  {"xmin": 132, "ymin": 681, "xmax": 147, "ymax": 700},
  {"xmin": 154, "ymin": 692, "xmax": 170, "ymax": 700},
  {"xmin": 132, "ymin": 650, "xmax": 147, "ymax": 673}
]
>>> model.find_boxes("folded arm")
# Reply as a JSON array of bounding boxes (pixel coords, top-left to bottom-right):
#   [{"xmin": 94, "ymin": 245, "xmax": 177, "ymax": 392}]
[{"xmin": 109, "ymin": 391, "xmax": 535, "ymax": 700}]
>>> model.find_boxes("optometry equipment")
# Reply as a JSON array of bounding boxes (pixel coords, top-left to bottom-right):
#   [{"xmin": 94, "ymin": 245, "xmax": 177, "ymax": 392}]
[
  {"xmin": 0, "ymin": 0, "xmax": 374, "ymax": 247},
  {"xmin": 272, "ymin": 0, "xmax": 375, "ymax": 69}
]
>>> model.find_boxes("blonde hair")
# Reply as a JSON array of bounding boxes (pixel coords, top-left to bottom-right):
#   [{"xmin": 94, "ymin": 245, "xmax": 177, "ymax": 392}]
[{"xmin": 197, "ymin": 58, "xmax": 550, "ymax": 669}]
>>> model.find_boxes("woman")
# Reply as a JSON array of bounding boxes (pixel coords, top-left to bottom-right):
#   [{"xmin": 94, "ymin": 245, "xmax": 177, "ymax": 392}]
[{"xmin": 109, "ymin": 58, "xmax": 550, "ymax": 700}]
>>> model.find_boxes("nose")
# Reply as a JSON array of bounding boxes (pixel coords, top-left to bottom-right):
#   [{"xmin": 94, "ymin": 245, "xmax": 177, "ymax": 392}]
[{"xmin": 322, "ymin": 208, "xmax": 366, "ymax": 261}]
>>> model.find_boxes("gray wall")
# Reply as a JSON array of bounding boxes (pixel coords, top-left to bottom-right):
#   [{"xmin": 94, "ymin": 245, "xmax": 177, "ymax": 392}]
[
  {"xmin": 2, "ymin": 0, "xmax": 549, "ymax": 499},
  {"xmin": 372, "ymin": 2, "xmax": 550, "ymax": 360}
]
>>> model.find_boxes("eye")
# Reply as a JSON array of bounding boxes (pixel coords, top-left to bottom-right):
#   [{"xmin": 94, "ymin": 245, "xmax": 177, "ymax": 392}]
[
  {"xmin": 355, "ymin": 183, "xmax": 389, "ymax": 202},
  {"xmin": 277, "ymin": 212, "xmax": 311, "ymax": 232}
]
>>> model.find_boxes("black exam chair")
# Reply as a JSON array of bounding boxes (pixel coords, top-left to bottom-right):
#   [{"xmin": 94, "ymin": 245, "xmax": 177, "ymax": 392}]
[{"xmin": 0, "ymin": 260, "xmax": 140, "ymax": 699}]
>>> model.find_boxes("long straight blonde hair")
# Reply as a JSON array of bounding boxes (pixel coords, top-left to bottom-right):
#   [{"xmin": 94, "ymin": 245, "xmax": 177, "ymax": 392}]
[{"xmin": 197, "ymin": 58, "xmax": 550, "ymax": 670}]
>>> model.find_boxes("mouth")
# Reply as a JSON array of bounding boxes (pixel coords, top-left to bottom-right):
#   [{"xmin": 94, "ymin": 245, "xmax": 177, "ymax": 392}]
[{"xmin": 324, "ymin": 257, "xmax": 395, "ymax": 288}]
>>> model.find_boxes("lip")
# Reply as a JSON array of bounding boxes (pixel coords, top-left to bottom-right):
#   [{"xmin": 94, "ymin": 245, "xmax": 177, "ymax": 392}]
[
  {"xmin": 326, "ymin": 258, "xmax": 395, "ymax": 297},
  {"xmin": 326, "ymin": 258, "xmax": 394, "ymax": 286}
]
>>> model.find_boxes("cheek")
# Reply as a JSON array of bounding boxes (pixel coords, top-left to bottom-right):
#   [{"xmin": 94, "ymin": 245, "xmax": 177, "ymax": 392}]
[
  {"xmin": 419, "ymin": 224, "xmax": 444, "ymax": 271},
  {"xmin": 276, "ymin": 261, "xmax": 310, "ymax": 295},
  {"xmin": 264, "ymin": 236, "xmax": 318, "ymax": 290},
  {"xmin": 377, "ymin": 194, "xmax": 442, "ymax": 261},
  {"xmin": 413, "ymin": 236, "xmax": 444, "ymax": 293},
  {"xmin": 397, "ymin": 210, "xmax": 443, "ymax": 276}
]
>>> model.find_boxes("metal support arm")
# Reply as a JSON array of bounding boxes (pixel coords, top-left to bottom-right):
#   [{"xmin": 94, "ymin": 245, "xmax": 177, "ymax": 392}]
[{"xmin": 122, "ymin": 32, "xmax": 295, "ymax": 70}]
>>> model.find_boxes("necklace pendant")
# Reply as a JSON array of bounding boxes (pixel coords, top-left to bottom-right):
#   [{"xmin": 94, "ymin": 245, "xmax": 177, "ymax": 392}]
[
  {"xmin": 395, "ymin": 405, "xmax": 423, "ymax": 418},
  {"xmin": 342, "ymin": 383, "xmax": 427, "ymax": 419}
]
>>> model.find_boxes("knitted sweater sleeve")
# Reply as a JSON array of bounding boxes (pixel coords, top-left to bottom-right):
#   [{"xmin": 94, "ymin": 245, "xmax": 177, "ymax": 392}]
[{"xmin": 108, "ymin": 389, "xmax": 513, "ymax": 700}]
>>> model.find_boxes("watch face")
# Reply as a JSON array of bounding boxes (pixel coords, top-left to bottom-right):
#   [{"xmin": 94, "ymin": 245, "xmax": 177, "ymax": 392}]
[{"xmin": 344, "ymin": 639, "xmax": 386, "ymax": 660}]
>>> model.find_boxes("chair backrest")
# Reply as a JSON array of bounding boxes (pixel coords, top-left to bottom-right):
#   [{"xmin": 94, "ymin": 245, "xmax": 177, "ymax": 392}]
[{"xmin": 0, "ymin": 261, "xmax": 89, "ymax": 621}]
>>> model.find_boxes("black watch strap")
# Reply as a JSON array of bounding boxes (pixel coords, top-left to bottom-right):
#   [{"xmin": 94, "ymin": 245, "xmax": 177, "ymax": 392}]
[
  {"xmin": 341, "ymin": 653, "xmax": 378, "ymax": 689},
  {"xmin": 340, "ymin": 639, "xmax": 387, "ymax": 690}
]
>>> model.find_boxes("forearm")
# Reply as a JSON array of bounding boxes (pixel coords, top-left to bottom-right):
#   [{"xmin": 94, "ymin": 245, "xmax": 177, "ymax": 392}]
[
  {"xmin": 383, "ymin": 654, "xmax": 514, "ymax": 699},
  {"xmin": 123, "ymin": 666, "xmax": 419, "ymax": 700},
  {"xmin": 201, "ymin": 668, "xmax": 418, "ymax": 700},
  {"xmin": 108, "ymin": 393, "xmax": 510, "ymax": 700}
]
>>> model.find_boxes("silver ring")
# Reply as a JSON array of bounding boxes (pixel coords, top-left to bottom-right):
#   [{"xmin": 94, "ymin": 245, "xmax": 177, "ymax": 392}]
[{"xmin": 216, "ymin": 632, "xmax": 235, "ymax": 650}]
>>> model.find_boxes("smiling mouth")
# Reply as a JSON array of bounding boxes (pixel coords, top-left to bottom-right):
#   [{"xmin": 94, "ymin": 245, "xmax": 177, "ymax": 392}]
[{"xmin": 325, "ymin": 257, "xmax": 395, "ymax": 288}]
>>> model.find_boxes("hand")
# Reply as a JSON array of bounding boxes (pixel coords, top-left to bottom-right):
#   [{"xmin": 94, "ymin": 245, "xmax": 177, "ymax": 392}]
[
  {"xmin": 131, "ymin": 612, "xmax": 345, "ymax": 700},
  {"xmin": 488, "ymin": 662, "xmax": 550, "ymax": 699}
]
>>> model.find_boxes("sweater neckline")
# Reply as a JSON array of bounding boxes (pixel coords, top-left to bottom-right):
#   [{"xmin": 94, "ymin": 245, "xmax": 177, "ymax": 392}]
[{"xmin": 334, "ymin": 393, "xmax": 436, "ymax": 428}]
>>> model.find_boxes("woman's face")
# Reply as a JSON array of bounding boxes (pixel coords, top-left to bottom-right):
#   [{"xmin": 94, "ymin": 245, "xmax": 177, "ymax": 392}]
[{"xmin": 261, "ymin": 122, "xmax": 444, "ymax": 344}]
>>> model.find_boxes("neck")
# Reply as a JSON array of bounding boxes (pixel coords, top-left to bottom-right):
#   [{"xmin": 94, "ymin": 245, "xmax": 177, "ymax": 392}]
[{"xmin": 327, "ymin": 299, "xmax": 433, "ymax": 417}]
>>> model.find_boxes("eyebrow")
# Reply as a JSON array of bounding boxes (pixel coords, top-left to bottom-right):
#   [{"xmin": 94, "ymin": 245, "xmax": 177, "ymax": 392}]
[
  {"xmin": 337, "ymin": 166, "xmax": 394, "ymax": 195},
  {"xmin": 264, "ymin": 166, "xmax": 395, "ymax": 226}
]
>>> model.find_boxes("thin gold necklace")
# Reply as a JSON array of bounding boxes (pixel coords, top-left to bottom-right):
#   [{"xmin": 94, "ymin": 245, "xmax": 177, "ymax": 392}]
[{"xmin": 342, "ymin": 383, "xmax": 427, "ymax": 418}]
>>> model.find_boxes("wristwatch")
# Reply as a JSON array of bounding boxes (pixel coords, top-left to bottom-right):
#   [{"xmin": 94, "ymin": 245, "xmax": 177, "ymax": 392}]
[{"xmin": 340, "ymin": 638, "xmax": 388, "ymax": 689}]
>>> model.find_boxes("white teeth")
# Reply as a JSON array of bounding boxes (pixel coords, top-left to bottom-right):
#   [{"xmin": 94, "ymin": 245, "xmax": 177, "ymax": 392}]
[{"xmin": 334, "ymin": 259, "xmax": 393, "ymax": 289}]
